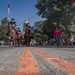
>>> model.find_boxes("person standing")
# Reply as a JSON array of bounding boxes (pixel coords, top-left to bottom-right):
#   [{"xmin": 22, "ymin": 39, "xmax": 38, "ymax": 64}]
[
  {"xmin": 69, "ymin": 37, "xmax": 74, "ymax": 46},
  {"xmin": 54, "ymin": 27, "xmax": 61, "ymax": 47}
]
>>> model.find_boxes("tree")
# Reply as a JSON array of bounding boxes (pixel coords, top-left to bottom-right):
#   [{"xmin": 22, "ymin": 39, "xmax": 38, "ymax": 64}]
[
  {"xmin": 42, "ymin": 20, "xmax": 55, "ymax": 39},
  {"xmin": 1, "ymin": 17, "xmax": 8, "ymax": 25},
  {"xmin": 35, "ymin": 0, "xmax": 75, "ymax": 38},
  {"xmin": 0, "ymin": 17, "xmax": 8, "ymax": 41},
  {"xmin": 33, "ymin": 21, "xmax": 48, "ymax": 43}
]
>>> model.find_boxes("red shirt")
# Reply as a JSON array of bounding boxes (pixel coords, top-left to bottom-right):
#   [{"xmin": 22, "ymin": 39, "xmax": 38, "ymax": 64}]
[{"xmin": 54, "ymin": 29, "xmax": 61, "ymax": 37}]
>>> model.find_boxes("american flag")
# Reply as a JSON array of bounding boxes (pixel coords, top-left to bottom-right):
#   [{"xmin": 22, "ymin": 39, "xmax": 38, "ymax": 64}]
[{"xmin": 8, "ymin": 3, "xmax": 10, "ymax": 15}]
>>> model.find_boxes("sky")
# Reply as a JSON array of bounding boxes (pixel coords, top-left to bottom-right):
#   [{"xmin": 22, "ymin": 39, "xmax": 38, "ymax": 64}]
[{"xmin": 0, "ymin": 0, "xmax": 45, "ymax": 30}]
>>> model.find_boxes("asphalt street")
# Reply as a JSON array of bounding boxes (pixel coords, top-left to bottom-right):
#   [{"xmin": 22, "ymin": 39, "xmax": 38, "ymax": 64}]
[
  {"xmin": 0, "ymin": 45, "xmax": 75, "ymax": 75},
  {"xmin": 0, "ymin": 46, "xmax": 24, "ymax": 75}
]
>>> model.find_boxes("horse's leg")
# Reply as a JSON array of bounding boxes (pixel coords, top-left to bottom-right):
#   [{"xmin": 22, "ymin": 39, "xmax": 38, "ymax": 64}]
[
  {"xmin": 19, "ymin": 39, "xmax": 21, "ymax": 46},
  {"xmin": 13, "ymin": 40, "xmax": 15, "ymax": 47},
  {"xmin": 9, "ymin": 40, "xmax": 11, "ymax": 47},
  {"xmin": 10, "ymin": 40, "xmax": 13, "ymax": 47},
  {"xmin": 8, "ymin": 37, "xmax": 12, "ymax": 47},
  {"xmin": 17, "ymin": 36, "xmax": 20, "ymax": 46},
  {"xmin": 15, "ymin": 36, "xmax": 18, "ymax": 47},
  {"xmin": 26, "ymin": 38, "xmax": 28, "ymax": 46},
  {"xmin": 13, "ymin": 39, "xmax": 17, "ymax": 47},
  {"xmin": 26, "ymin": 37, "xmax": 30, "ymax": 46},
  {"xmin": 17, "ymin": 37, "xmax": 20, "ymax": 47},
  {"xmin": 17, "ymin": 37, "xmax": 21, "ymax": 46},
  {"xmin": 28, "ymin": 37, "xmax": 31, "ymax": 46},
  {"xmin": 8, "ymin": 39, "xmax": 13, "ymax": 47},
  {"xmin": 11, "ymin": 37, "xmax": 15, "ymax": 47}
]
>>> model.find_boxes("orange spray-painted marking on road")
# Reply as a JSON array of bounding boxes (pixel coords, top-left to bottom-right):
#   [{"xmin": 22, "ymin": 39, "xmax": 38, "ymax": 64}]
[
  {"xmin": 13, "ymin": 47, "xmax": 39, "ymax": 75},
  {"xmin": 0, "ymin": 70, "xmax": 8, "ymax": 75},
  {"xmin": 31, "ymin": 47, "xmax": 75, "ymax": 75}
]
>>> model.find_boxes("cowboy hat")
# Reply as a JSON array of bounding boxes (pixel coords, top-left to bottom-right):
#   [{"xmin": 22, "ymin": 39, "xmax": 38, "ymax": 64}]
[{"xmin": 11, "ymin": 18, "xmax": 15, "ymax": 20}]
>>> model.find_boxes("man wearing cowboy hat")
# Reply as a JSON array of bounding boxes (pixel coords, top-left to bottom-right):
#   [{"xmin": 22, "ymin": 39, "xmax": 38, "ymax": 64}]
[
  {"xmin": 17, "ymin": 27, "xmax": 21, "ymax": 34},
  {"xmin": 10, "ymin": 18, "xmax": 16, "ymax": 28}
]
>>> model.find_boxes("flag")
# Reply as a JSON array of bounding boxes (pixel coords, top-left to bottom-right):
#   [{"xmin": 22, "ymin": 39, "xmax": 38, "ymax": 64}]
[
  {"xmin": 8, "ymin": 3, "xmax": 10, "ymax": 15},
  {"xmin": 72, "ymin": 0, "xmax": 75, "ymax": 6}
]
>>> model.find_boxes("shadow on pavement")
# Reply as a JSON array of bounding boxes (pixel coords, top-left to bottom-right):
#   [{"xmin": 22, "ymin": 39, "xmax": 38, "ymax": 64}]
[
  {"xmin": 30, "ymin": 45, "xmax": 75, "ymax": 48},
  {"xmin": 0, "ymin": 45, "xmax": 75, "ymax": 49}
]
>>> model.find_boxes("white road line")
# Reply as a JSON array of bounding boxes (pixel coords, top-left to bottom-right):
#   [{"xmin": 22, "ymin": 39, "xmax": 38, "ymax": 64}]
[
  {"xmin": 17, "ymin": 49, "xmax": 23, "ymax": 56},
  {"xmin": 46, "ymin": 58, "xmax": 59, "ymax": 60}
]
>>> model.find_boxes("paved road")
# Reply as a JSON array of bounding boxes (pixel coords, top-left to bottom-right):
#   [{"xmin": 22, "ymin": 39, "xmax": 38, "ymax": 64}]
[
  {"xmin": 35, "ymin": 46, "xmax": 75, "ymax": 64},
  {"xmin": 0, "ymin": 45, "xmax": 75, "ymax": 75},
  {"xmin": 0, "ymin": 46, "xmax": 24, "ymax": 75}
]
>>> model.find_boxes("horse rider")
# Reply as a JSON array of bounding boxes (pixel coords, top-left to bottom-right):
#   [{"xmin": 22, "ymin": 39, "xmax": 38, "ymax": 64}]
[
  {"xmin": 6, "ymin": 18, "xmax": 19, "ymax": 47},
  {"xmin": 24, "ymin": 20, "xmax": 31, "ymax": 29},
  {"xmin": 10, "ymin": 18, "xmax": 16, "ymax": 29},
  {"xmin": 17, "ymin": 27, "xmax": 21, "ymax": 34},
  {"xmin": 6, "ymin": 18, "xmax": 17, "ymax": 36},
  {"xmin": 17, "ymin": 27, "xmax": 22, "ymax": 39},
  {"xmin": 24, "ymin": 20, "xmax": 33, "ymax": 46},
  {"xmin": 16, "ymin": 27, "xmax": 22, "ymax": 46}
]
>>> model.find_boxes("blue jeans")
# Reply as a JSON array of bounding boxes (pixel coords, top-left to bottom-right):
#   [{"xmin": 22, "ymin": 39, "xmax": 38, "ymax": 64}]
[
  {"xmin": 55, "ymin": 36, "xmax": 60, "ymax": 47},
  {"xmin": 70, "ymin": 41, "xmax": 73, "ymax": 46}
]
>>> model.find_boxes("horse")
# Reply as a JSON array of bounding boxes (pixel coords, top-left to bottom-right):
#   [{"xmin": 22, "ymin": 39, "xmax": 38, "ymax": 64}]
[
  {"xmin": 7, "ymin": 23, "xmax": 17, "ymax": 47},
  {"xmin": 17, "ymin": 32, "xmax": 24, "ymax": 46},
  {"xmin": 24, "ymin": 24, "xmax": 33, "ymax": 46}
]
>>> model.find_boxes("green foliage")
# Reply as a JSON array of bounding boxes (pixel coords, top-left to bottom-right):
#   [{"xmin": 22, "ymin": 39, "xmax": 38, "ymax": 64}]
[
  {"xmin": 33, "ymin": 21, "xmax": 48, "ymax": 42},
  {"xmin": 35, "ymin": 0, "xmax": 75, "ymax": 38},
  {"xmin": 0, "ymin": 17, "xmax": 8, "ymax": 40},
  {"xmin": 1, "ymin": 17, "xmax": 8, "ymax": 25}
]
